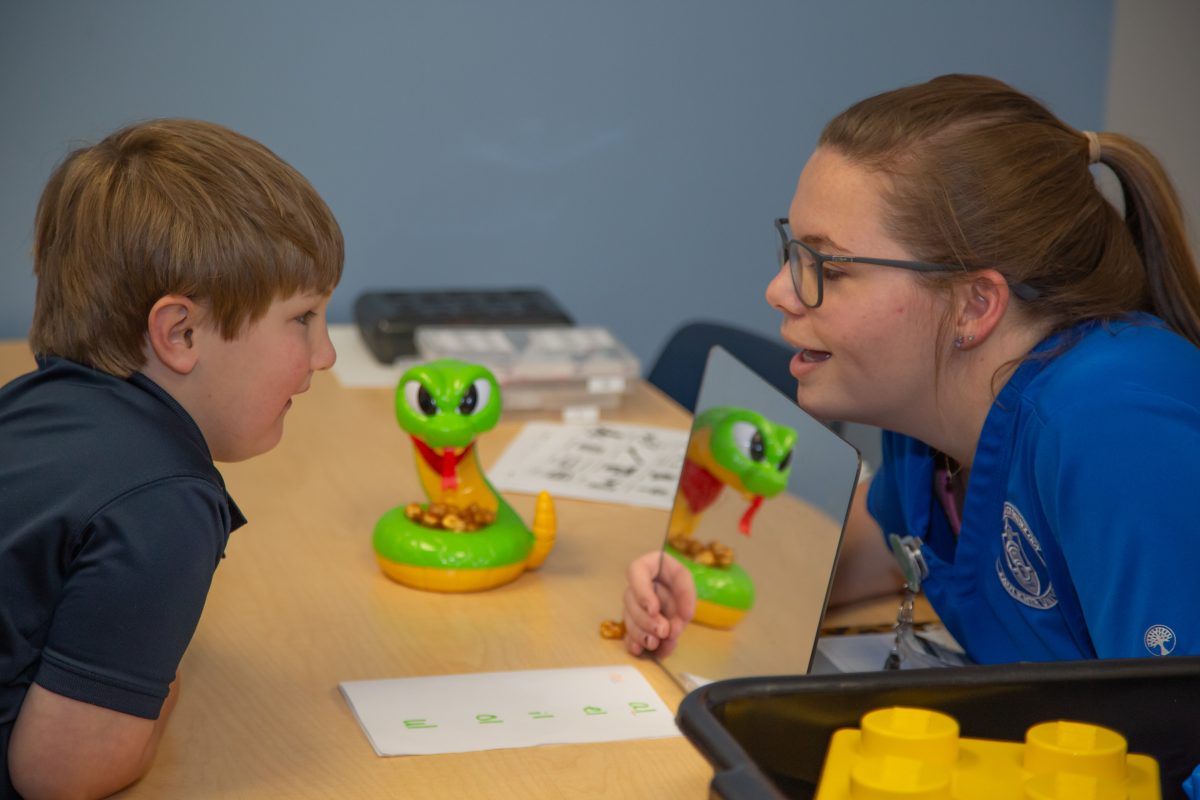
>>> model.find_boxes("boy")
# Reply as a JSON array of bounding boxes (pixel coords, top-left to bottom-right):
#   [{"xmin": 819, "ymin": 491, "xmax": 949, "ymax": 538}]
[{"xmin": 0, "ymin": 119, "xmax": 342, "ymax": 798}]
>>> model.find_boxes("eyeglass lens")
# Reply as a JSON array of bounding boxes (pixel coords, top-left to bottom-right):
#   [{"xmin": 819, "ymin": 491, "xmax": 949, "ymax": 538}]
[{"xmin": 784, "ymin": 241, "xmax": 820, "ymax": 307}]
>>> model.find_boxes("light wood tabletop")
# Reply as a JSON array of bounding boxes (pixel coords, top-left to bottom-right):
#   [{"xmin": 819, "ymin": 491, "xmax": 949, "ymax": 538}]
[{"xmin": 0, "ymin": 340, "xmax": 925, "ymax": 799}]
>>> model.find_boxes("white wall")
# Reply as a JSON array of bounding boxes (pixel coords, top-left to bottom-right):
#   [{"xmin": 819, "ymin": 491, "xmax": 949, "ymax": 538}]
[
  {"xmin": 1106, "ymin": 0, "xmax": 1200, "ymax": 251},
  {"xmin": 5, "ymin": 3, "xmax": 1194, "ymax": 366},
  {"xmin": 0, "ymin": 1, "xmax": 1114, "ymax": 365}
]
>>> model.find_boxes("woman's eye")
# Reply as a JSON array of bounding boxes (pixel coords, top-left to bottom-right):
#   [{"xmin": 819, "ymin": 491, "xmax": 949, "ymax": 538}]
[
  {"xmin": 822, "ymin": 267, "xmax": 845, "ymax": 282},
  {"xmin": 731, "ymin": 421, "xmax": 765, "ymax": 462},
  {"xmin": 458, "ymin": 378, "xmax": 492, "ymax": 415},
  {"xmin": 403, "ymin": 381, "xmax": 439, "ymax": 416}
]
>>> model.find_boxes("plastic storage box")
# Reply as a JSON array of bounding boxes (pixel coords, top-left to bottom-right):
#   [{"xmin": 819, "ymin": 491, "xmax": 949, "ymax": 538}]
[
  {"xmin": 676, "ymin": 657, "xmax": 1200, "ymax": 800},
  {"xmin": 415, "ymin": 325, "xmax": 640, "ymax": 411}
]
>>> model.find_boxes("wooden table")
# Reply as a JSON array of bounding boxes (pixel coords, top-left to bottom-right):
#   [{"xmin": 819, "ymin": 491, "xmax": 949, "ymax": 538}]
[{"xmin": 0, "ymin": 341, "xmax": 923, "ymax": 798}]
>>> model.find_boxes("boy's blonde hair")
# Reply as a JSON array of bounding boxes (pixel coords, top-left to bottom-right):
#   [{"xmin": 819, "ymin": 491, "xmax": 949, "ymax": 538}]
[{"xmin": 30, "ymin": 118, "xmax": 345, "ymax": 377}]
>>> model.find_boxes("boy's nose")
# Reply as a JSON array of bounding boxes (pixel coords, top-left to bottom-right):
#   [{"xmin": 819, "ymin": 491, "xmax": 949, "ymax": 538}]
[{"xmin": 313, "ymin": 328, "xmax": 337, "ymax": 370}]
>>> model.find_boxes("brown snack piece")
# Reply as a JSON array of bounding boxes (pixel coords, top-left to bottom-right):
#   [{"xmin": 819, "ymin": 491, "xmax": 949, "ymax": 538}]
[
  {"xmin": 599, "ymin": 619, "xmax": 626, "ymax": 639},
  {"xmin": 406, "ymin": 501, "xmax": 498, "ymax": 532},
  {"xmin": 668, "ymin": 535, "xmax": 737, "ymax": 567}
]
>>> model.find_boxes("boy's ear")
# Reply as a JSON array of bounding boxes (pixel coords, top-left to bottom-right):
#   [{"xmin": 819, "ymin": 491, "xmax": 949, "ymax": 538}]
[
  {"xmin": 146, "ymin": 295, "xmax": 201, "ymax": 375},
  {"xmin": 953, "ymin": 269, "xmax": 1010, "ymax": 350}
]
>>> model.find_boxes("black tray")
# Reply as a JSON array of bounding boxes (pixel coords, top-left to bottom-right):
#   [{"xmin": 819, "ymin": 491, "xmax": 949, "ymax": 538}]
[
  {"xmin": 354, "ymin": 288, "xmax": 573, "ymax": 363},
  {"xmin": 676, "ymin": 657, "xmax": 1200, "ymax": 800}
]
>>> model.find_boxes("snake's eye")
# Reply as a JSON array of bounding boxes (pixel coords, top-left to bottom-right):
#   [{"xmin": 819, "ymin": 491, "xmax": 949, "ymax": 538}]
[
  {"xmin": 404, "ymin": 380, "xmax": 439, "ymax": 416},
  {"xmin": 731, "ymin": 421, "xmax": 765, "ymax": 462},
  {"xmin": 778, "ymin": 448, "xmax": 793, "ymax": 471},
  {"xmin": 458, "ymin": 378, "xmax": 492, "ymax": 416}
]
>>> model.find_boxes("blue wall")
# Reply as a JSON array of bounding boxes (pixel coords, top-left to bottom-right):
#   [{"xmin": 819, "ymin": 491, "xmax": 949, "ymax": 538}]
[{"xmin": 0, "ymin": 1, "xmax": 1112, "ymax": 367}]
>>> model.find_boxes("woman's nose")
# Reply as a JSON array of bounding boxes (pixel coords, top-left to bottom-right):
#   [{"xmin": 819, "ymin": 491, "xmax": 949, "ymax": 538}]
[{"xmin": 765, "ymin": 262, "xmax": 804, "ymax": 315}]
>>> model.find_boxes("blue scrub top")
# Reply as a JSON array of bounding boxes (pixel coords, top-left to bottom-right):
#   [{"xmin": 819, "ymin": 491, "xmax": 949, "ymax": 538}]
[{"xmin": 868, "ymin": 315, "xmax": 1200, "ymax": 663}]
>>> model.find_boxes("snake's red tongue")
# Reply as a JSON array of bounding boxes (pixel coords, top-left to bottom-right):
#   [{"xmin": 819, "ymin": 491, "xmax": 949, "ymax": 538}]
[
  {"xmin": 738, "ymin": 495, "xmax": 764, "ymax": 536},
  {"xmin": 410, "ymin": 435, "xmax": 471, "ymax": 492},
  {"xmin": 440, "ymin": 448, "xmax": 459, "ymax": 490}
]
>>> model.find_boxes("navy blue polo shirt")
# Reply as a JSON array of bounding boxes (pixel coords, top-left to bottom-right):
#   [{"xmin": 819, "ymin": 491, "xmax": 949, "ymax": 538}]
[{"xmin": 0, "ymin": 355, "xmax": 245, "ymax": 795}]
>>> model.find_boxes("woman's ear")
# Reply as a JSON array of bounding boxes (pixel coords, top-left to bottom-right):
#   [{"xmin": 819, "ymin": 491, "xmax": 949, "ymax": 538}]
[
  {"xmin": 953, "ymin": 269, "xmax": 1010, "ymax": 350},
  {"xmin": 145, "ymin": 295, "xmax": 201, "ymax": 375}
]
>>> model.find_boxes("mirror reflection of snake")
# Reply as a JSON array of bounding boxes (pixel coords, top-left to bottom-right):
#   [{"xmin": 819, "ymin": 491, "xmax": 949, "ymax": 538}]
[
  {"xmin": 373, "ymin": 360, "xmax": 555, "ymax": 592},
  {"xmin": 666, "ymin": 407, "xmax": 796, "ymax": 628}
]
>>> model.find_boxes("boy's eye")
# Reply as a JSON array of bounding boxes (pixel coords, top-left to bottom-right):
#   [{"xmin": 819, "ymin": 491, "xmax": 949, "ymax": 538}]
[
  {"xmin": 296, "ymin": 311, "xmax": 316, "ymax": 326},
  {"xmin": 822, "ymin": 267, "xmax": 845, "ymax": 282}
]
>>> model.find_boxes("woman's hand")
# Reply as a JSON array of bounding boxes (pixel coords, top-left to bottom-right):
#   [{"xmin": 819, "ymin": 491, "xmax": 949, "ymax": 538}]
[{"xmin": 623, "ymin": 550, "xmax": 696, "ymax": 657}]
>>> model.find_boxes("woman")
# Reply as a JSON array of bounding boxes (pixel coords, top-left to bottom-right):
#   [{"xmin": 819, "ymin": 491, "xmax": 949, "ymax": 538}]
[{"xmin": 624, "ymin": 74, "xmax": 1200, "ymax": 664}]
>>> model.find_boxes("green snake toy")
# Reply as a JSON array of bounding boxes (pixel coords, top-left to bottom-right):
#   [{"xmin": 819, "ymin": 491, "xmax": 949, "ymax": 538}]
[
  {"xmin": 666, "ymin": 406, "xmax": 796, "ymax": 628},
  {"xmin": 373, "ymin": 359, "xmax": 555, "ymax": 592}
]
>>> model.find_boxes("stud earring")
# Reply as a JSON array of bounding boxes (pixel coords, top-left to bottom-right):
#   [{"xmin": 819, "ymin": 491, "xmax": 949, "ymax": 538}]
[{"xmin": 954, "ymin": 334, "xmax": 975, "ymax": 349}]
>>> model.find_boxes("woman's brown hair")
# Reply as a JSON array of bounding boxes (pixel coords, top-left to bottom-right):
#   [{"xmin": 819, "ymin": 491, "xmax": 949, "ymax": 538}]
[
  {"xmin": 818, "ymin": 74, "xmax": 1200, "ymax": 347},
  {"xmin": 30, "ymin": 119, "xmax": 344, "ymax": 376}
]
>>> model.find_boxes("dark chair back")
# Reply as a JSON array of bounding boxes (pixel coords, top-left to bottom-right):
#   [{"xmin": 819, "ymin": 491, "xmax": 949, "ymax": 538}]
[{"xmin": 646, "ymin": 321, "xmax": 796, "ymax": 412}]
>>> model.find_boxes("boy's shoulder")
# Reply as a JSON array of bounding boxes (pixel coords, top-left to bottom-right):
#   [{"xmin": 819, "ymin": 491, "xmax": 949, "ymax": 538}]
[{"xmin": 1, "ymin": 356, "xmax": 224, "ymax": 501}]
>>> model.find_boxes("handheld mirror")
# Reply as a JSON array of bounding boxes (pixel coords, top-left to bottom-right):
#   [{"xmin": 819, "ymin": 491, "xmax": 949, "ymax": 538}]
[{"xmin": 655, "ymin": 346, "xmax": 860, "ymax": 688}]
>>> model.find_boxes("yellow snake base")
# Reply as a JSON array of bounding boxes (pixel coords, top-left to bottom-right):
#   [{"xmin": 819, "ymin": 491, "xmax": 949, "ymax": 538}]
[
  {"xmin": 375, "ymin": 557, "xmax": 528, "ymax": 593},
  {"xmin": 692, "ymin": 598, "xmax": 749, "ymax": 629}
]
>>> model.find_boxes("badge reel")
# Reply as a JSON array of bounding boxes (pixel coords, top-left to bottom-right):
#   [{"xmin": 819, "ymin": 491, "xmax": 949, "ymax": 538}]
[{"xmin": 884, "ymin": 534, "xmax": 970, "ymax": 670}]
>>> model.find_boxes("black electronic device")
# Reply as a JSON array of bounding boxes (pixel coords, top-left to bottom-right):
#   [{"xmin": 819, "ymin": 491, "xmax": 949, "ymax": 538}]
[{"xmin": 353, "ymin": 289, "xmax": 574, "ymax": 364}]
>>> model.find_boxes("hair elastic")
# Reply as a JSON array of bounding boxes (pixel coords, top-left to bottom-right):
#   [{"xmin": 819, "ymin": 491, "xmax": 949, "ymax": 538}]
[{"xmin": 1082, "ymin": 131, "xmax": 1101, "ymax": 164}]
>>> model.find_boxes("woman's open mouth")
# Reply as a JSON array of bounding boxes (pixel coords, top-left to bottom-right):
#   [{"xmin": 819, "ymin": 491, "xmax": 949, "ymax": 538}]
[
  {"xmin": 799, "ymin": 349, "xmax": 832, "ymax": 363},
  {"xmin": 790, "ymin": 349, "xmax": 831, "ymax": 379}
]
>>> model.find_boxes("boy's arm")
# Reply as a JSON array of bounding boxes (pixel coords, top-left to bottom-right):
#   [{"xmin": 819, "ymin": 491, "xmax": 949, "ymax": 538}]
[{"xmin": 8, "ymin": 674, "xmax": 181, "ymax": 800}]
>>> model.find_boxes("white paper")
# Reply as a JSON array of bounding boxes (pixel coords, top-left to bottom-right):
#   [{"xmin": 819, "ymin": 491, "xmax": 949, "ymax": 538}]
[
  {"xmin": 813, "ymin": 627, "xmax": 966, "ymax": 673},
  {"xmin": 328, "ymin": 324, "xmax": 419, "ymax": 388},
  {"xmin": 339, "ymin": 666, "xmax": 680, "ymax": 756},
  {"xmin": 487, "ymin": 422, "xmax": 689, "ymax": 510},
  {"xmin": 814, "ymin": 633, "xmax": 896, "ymax": 673},
  {"xmin": 678, "ymin": 672, "xmax": 714, "ymax": 692}
]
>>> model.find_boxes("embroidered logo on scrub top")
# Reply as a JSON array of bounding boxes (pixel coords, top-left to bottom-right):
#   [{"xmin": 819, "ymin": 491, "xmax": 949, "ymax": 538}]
[
  {"xmin": 1144, "ymin": 625, "xmax": 1176, "ymax": 656},
  {"xmin": 995, "ymin": 501, "xmax": 1058, "ymax": 610}
]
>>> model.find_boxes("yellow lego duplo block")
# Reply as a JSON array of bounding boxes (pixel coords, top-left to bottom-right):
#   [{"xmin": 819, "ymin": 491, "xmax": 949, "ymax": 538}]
[{"xmin": 814, "ymin": 707, "xmax": 1160, "ymax": 800}]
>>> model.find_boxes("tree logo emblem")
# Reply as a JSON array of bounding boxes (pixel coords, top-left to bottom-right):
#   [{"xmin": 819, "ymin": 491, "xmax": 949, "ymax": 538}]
[{"xmin": 1144, "ymin": 624, "xmax": 1176, "ymax": 656}]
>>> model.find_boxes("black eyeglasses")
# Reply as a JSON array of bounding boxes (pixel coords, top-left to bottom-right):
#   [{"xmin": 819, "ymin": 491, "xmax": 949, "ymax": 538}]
[{"xmin": 775, "ymin": 218, "xmax": 1039, "ymax": 308}]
